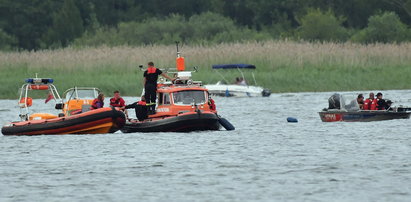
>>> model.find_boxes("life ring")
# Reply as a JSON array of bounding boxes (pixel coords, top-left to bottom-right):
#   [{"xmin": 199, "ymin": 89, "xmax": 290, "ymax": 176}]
[
  {"xmin": 29, "ymin": 84, "xmax": 49, "ymax": 90},
  {"xmin": 19, "ymin": 97, "xmax": 33, "ymax": 107}
]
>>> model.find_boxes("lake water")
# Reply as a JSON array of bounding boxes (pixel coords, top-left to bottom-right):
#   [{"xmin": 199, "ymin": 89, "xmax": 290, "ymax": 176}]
[{"xmin": 1, "ymin": 90, "xmax": 411, "ymax": 202}]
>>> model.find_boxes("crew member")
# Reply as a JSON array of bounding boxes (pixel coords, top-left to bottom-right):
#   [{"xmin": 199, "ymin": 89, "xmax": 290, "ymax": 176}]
[
  {"xmin": 143, "ymin": 62, "xmax": 175, "ymax": 114},
  {"xmin": 208, "ymin": 96, "xmax": 216, "ymax": 111},
  {"xmin": 110, "ymin": 90, "xmax": 126, "ymax": 108},
  {"xmin": 357, "ymin": 94, "xmax": 364, "ymax": 109},
  {"xmin": 125, "ymin": 96, "xmax": 147, "ymax": 121},
  {"xmin": 363, "ymin": 92, "xmax": 374, "ymax": 110},
  {"xmin": 91, "ymin": 93, "xmax": 105, "ymax": 109},
  {"xmin": 370, "ymin": 93, "xmax": 379, "ymax": 110},
  {"xmin": 376, "ymin": 92, "xmax": 387, "ymax": 110}
]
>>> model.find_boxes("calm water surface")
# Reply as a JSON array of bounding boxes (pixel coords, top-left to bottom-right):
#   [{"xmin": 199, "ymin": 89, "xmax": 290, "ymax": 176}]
[{"xmin": 1, "ymin": 90, "xmax": 411, "ymax": 202}]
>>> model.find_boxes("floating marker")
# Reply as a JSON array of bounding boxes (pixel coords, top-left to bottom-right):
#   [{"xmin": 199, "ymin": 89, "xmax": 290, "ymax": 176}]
[{"xmin": 287, "ymin": 117, "xmax": 298, "ymax": 123}]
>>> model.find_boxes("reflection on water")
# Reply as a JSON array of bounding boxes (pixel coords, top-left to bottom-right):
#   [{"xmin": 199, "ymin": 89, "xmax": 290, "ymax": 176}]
[{"xmin": 1, "ymin": 90, "xmax": 411, "ymax": 201}]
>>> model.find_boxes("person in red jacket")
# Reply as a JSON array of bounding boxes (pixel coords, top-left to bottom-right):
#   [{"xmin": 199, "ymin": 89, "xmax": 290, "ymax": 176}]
[
  {"xmin": 208, "ymin": 96, "xmax": 216, "ymax": 111},
  {"xmin": 363, "ymin": 92, "xmax": 374, "ymax": 110},
  {"xmin": 110, "ymin": 90, "xmax": 125, "ymax": 109}
]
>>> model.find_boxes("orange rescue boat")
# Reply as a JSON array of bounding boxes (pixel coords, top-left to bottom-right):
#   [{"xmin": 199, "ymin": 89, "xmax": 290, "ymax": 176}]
[{"xmin": 1, "ymin": 78, "xmax": 125, "ymax": 136}]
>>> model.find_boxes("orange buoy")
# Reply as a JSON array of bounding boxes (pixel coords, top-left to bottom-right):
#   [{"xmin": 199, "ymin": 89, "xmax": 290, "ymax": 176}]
[
  {"xmin": 176, "ymin": 57, "xmax": 185, "ymax": 71},
  {"xmin": 19, "ymin": 97, "xmax": 33, "ymax": 107},
  {"xmin": 29, "ymin": 84, "xmax": 49, "ymax": 90}
]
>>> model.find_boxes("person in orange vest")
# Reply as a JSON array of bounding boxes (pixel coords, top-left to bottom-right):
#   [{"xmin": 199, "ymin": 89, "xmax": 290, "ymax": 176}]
[
  {"xmin": 143, "ymin": 62, "xmax": 175, "ymax": 114},
  {"xmin": 363, "ymin": 92, "xmax": 374, "ymax": 110},
  {"xmin": 370, "ymin": 93, "xmax": 379, "ymax": 110},
  {"xmin": 125, "ymin": 96, "xmax": 148, "ymax": 121},
  {"xmin": 91, "ymin": 93, "xmax": 105, "ymax": 109}
]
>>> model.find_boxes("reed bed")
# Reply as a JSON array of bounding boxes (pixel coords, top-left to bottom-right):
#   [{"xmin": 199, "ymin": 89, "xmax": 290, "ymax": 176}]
[{"xmin": 1, "ymin": 40, "xmax": 410, "ymax": 98}]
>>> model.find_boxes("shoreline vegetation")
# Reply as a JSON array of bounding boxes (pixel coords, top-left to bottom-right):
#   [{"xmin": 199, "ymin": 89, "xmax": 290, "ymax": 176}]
[{"xmin": 1, "ymin": 40, "xmax": 410, "ymax": 99}]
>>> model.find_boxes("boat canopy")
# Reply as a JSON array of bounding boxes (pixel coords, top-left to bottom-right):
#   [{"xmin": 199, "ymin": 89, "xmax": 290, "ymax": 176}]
[
  {"xmin": 212, "ymin": 64, "xmax": 256, "ymax": 69},
  {"xmin": 329, "ymin": 93, "xmax": 360, "ymax": 111}
]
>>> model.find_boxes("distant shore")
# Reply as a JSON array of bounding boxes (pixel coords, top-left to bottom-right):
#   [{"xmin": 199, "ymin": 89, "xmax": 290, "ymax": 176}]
[{"xmin": 1, "ymin": 41, "xmax": 410, "ymax": 99}]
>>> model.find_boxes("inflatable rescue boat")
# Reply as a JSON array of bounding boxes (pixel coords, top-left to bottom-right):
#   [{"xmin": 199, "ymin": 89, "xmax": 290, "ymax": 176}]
[
  {"xmin": 1, "ymin": 78, "xmax": 125, "ymax": 136},
  {"xmin": 121, "ymin": 42, "xmax": 234, "ymax": 133}
]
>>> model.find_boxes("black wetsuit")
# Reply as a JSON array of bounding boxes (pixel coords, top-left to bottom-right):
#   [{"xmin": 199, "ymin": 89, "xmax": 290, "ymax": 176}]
[
  {"xmin": 377, "ymin": 99, "xmax": 387, "ymax": 110},
  {"xmin": 144, "ymin": 68, "xmax": 162, "ymax": 113},
  {"xmin": 126, "ymin": 101, "xmax": 147, "ymax": 121}
]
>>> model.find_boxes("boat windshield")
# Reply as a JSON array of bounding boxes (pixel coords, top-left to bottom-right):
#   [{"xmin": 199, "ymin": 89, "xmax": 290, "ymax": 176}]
[
  {"xmin": 172, "ymin": 90, "xmax": 206, "ymax": 105},
  {"xmin": 65, "ymin": 89, "xmax": 99, "ymax": 100},
  {"xmin": 340, "ymin": 94, "xmax": 360, "ymax": 111}
]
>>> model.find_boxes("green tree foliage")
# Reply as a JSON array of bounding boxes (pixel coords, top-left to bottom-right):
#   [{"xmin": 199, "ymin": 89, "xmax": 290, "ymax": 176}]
[
  {"xmin": 352, "ymin": 12, "xmax": 410, "ymax": 43},
  {"xmin": 1, "ymin": 0, "xmax": 411, "ymax": 50},
  {"xmin": 73, "ymin": 12, "xmax": 270, "ymax": 47},
  {"xmin": 297, "ymin": 9, "xmax": 348, "ymax": 41},
  {"xmin": 42, "ymin": 0, "xmax": 84, "ymax": 48},
  {"xmin": 0, "ymin": 28, "xmax": 17, "ymax": 51}
]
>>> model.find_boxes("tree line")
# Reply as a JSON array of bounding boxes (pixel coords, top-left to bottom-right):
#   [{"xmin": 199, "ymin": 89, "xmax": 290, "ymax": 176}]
[{"xmin": 1, "ymin": 0, "xmax": 411, "ymax": 50}]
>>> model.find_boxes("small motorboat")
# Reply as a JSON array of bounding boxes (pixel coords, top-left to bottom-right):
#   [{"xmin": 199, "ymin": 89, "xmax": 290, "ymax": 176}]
[
  {"xmin": 121, "ymin": 43, "xmax": 234, "ymax": 133},
  {"xmin": 204, "ymin": 64, "xmax": 271, "ymax": 97},
  {"xmin": 1, "ymin": 79, "xmax": 125, "ymax": 136},
  {"xmin": 319, "ymin": 93, "xmax": 411, "ymax": 122}
]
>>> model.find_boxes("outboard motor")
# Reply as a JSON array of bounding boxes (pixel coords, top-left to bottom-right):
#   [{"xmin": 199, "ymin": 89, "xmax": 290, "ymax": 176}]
[
  {"xmin": 262, "ymin": 89, "xmax": 271, "ymax": 97},
  {"xmin": 328, "ymin": 93, "xmax": 341, "ymax": 109}
]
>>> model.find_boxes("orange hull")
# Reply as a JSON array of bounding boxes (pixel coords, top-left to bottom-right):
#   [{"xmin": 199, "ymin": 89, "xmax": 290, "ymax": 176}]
[{"xmin": 2, "ymin": 107, "xmax": 126, "ymax": 136}]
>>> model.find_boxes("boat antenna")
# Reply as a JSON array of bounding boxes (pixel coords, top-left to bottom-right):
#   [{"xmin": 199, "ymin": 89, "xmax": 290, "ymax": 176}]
[{"xmin": 175, "ymin": 41, "xmax": 180, "ymax": 58}]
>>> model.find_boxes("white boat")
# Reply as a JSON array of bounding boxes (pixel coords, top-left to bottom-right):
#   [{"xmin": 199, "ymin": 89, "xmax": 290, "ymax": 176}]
[{"xmin": 204, "ymin": 64, "xmax": 271, "ymax": 97}]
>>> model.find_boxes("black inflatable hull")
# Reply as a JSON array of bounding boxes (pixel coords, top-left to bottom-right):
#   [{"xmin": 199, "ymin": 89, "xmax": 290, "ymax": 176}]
[
  {"xmin": 2, "ymin": 107, "xmax": 126, "ymax": 136},
  {"xmin": 121, "ymin": 112, "xmax": 221, "ymax": 133}
]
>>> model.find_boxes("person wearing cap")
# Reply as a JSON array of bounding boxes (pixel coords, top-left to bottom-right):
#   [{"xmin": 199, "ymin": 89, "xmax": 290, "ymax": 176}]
[
  {"xmin": 363, "ymin": 92, "xmax": 374, "ymax": 110},
  {"xmin": 376, "ymin": 92, "xmax": 387, "ymax": 110},
  {"xmin": 143, "ymin": 62, "xmax": 175, "ymax": 114}
]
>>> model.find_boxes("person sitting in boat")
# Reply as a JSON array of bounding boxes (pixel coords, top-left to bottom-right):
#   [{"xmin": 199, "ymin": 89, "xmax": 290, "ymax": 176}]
[
  {"xmin": 357, "ymin": 94, "xmax": 364, "ymax": 109},
  {"xmin": 143, "ymin": 62, "xmax": 175, "ymax": 115},
  {"xmin": 208, "ymin": 96, "xmax": 216, "ymax": 111},
  {"xmin": 239, "ymin": 77, "xmax": 247, "ymax": 86},
  {"xmin": 363, "ymin": 92, "xmax": 374, "ymax": 110},
  {"xmin": 376, "ymin": 92, "xmax": 387, "ymax": 110},
  {"xmin": 91, "ymin": 93, "xmax": 105, "ymax": 109},
  {"xmin": 125, "ymin": 96, "xmax": 148, "ymax": 121}
]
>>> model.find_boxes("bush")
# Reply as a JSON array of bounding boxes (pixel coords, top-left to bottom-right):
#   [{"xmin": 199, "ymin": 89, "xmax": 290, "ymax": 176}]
[
  {"xmin": 297, "ymin": 9, "xmax": 348, "ymax": 42},
  {"xmin": 351, "ymin": 12, "xmax": 410, "ymax": 43},
  {"xmin": 0, "ymin": 29, "xmax": 17, "ymax": 51},
  {"xmin": 72, "ymin": 12, "xmax": 270, "ymax": 47}
]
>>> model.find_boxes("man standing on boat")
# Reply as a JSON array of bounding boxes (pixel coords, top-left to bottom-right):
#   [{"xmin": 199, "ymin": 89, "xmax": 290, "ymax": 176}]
[{"xmin": 143, "ymin": 62, "xmax": 175, "ymax": 114}]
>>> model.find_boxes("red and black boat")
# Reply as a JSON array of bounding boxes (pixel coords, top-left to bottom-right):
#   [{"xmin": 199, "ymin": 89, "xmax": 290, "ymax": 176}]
[
  {"xmin": 319, "ymin": 93, "xmax": 411, "ymax": 122},
  {"xmin": 1, "ymin": 79, "xmax": 125, "ymax": 136},
  {"xmin": 121, "ymin": 43, "xmax": 234, "ymax": 133}
]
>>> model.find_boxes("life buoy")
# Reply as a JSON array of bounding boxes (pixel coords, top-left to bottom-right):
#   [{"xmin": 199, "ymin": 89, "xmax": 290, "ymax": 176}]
[
  {"xmin": 29, "ymin": 84, "xmax": 49, "ymax": 90},
  {"xmin": 19, "ymin": 97, "xmax": 33, "ymax": 107}
]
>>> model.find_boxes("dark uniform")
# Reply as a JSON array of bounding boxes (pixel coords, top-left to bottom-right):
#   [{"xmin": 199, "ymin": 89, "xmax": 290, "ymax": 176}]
[{"xmin": 144, "ymin": 67, "xmax": 162, "ymax": 114}]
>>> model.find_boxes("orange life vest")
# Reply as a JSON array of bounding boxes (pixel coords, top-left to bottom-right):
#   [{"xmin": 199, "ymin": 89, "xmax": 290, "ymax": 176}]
[
  {"xmin": 137, "ymin": 101, "xmax": 146, "ymax": 106},
  {"xmin": 363, "ymin": 98, "xmax": 373, "ymax": 110},
  {"xmin": 147, "ymin": 67, "xmax": 157, "ymax": 74},
  {"xmin": 370, "ymin": 99, "xmax": 378, "ymax": 110}
]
